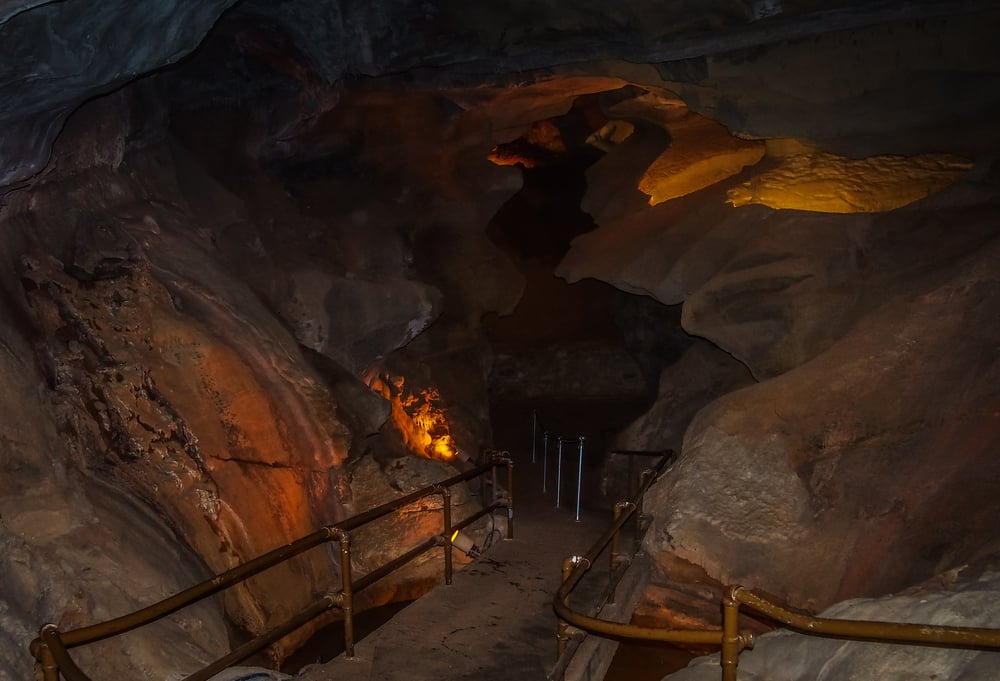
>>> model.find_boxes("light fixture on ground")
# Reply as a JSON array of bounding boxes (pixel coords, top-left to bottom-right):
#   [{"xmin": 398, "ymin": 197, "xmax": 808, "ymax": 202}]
[{"xmin": 450, "ymin": 529, "xmax": 481, "ymax": 558}]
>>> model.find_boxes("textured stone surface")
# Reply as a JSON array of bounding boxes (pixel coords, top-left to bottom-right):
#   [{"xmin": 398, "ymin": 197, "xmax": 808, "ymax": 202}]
[
  {"xmin": 727, "ymin": 152, "xmax": 972, "ymax": 213},
  {"xmin": 665, "ymin": 571, "xmax": 1000, "ymax": 681},
  {"xmin": 602, "ymin": 340, "xmax": 754, "ymax": 502},
  {"xmin": 639, "ymin": 113, "xmax": 765, "ymax": 206},
  {"xmin": 10, "ymin": 163, "xmax": 354, "ymax": 661},
  {"xmin": 342, "ymin": 454, "xmax": 483, "ymax": 606},
  {"xmin": 644, "ymin": 216, "xmax": 1000, "ymax": 608},
  {"xmin": 0, "ymin": 0, "xmax": 237, "ymax": 186},
  {"xmin": 656, "ymin": 9, "xmax": 1000, "ymax": 156}
]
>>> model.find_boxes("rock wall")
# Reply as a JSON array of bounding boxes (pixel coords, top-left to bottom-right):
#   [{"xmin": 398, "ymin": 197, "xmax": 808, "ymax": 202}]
[
  {"xmin": 668, "ymin": 568, "xmax": 1000, "ymax": 681},
  {"xmin": 1, "ymin": 118, "xmax": 355, "ymax": 676},
  {"xmin": 0, "ymin": 79, "xmax": 525, "ymax": 677}
]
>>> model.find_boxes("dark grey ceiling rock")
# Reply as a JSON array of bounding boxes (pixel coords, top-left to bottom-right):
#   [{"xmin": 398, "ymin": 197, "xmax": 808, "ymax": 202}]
[
  {"xmin": 5, "ymin": 0, "xmax": 997, "ymax": 191},
  {"xmin": 0, "ymin": 0, "xmax": 237, "ymax": 187}
]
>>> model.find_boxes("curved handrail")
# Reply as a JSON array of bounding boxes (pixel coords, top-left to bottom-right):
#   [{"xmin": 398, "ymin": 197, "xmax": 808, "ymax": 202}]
[
  {"xmin": 552, "ymin": 457, "xmax": 1000, "ymax": 681},
  {"xmin": 730, "ymin": 585, "xmax": 1000, "ymax": 648},
  {"xmin": 31, "ymin": 452, "xmax": 514, "ymax": 681}
]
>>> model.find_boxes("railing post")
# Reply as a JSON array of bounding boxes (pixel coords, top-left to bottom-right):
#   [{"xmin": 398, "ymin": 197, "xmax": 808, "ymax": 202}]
[
  {"xmin": 337, "ymin": 532, "xmax": 356, "ymax": 658},
  {"xmin": 439, "ymin": 486, "xmax": 454, "ymax": 585},
  {"xmin": 557, "ymin": 557, "xmax": 576, "ymax": 661},
  {"xmin": 609, "ymin": 501, "xmax": 631, "ymax": 605},
  {"xmin": 505, "ymin": 456, "xmax": 515, "ymax": 540},
  {"xmin": 542, "ymin": 431, "xmax": 549, "ymax": 493},
  {"xmin": 556, "ymin": 438, "xmax": 564, "ymax": 507},
  {"xmin": 575, "ymin": 436, "xmax": 585, "ymax": 522},
  {"xmin": 30, "ymin": 634, "xmax": 59, "ymax": 681},
  {"xmin": 721, "ymin": 587, "xmax": 741, "ymax": 681}
]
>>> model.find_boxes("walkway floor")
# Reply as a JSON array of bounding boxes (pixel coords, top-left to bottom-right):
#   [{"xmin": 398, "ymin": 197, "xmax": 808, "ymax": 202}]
[
  {"xmin": 297, "ymin": 512, "xmax": 603, "ymax": 681},
  {"xmin": 296, "ymin": 403, "xmax": 621, "ymax": 681}
]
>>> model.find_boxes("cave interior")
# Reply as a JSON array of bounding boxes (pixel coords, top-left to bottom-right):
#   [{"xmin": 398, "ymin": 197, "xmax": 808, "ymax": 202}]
[{"xmin": 1, "ymin": 1, "xmax": 999, "ymax": 680}]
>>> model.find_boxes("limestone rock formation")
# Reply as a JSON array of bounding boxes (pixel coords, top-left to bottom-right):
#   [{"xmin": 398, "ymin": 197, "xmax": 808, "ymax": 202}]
[
  {"xmin": 666, "ymin": 569, "xmax": 1000, "ymax": 681},
  {"xmin": 656, "ymin": 9, "xmax": 1000, "ymax": 156},
  {"xmin": 1, "ymin": 2, "xmax": 999, "ymax": 680},
  {"xmin": 7, "ymin": 153, "xmax": 355, "ymax": 666},
  {"xmin": 0, "ymin": 0, "xmax": 238, "ymax": 186},
  {"xmin": 638, "ymin": 113, "xmax": 765, "ymax": 207},
  {"xmin": 602, "ymin": 340, "xmax": 754, "ymax": 502},
  {"xmin": 645, "ymin": 203, "xmax": 1000, "ymax": 608},
  {"xmin": 344, "ymin": 454, "xmax": 486, "ymax": 607},
  {"xmin": 727, "ymin": 151, "xmax": 973, "ymax": 213}
]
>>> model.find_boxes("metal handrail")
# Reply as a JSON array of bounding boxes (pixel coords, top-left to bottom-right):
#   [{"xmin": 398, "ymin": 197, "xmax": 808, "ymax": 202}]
[
  {"xmin": 553, "ymin": 456, "xmax": 1000, "ymax": 681},
  {"xmin": 30, "ymin": 452, "xmax": 514, "ymax": 681}
]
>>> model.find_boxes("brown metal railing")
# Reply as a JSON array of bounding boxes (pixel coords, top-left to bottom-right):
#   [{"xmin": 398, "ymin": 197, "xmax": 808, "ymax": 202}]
[
  {"xmin": 552, "ymin": 454, "xmax": 1000, "ymax": 681},
  {"xmin": 30, "ymin": 451, "xmax": 514, "ymax": 681}
]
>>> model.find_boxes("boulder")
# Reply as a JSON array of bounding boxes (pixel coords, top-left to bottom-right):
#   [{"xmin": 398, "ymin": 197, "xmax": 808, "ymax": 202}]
[
  {"xmin": 645, "ymin": 230, "xmax": 1000, "ymax": 610},
  {"xmin": 666, "ymin": 570, "xmax": 1000, "ymax": 681},
  {"xmin": 603, "ymin": 340, "xmax": 754, "ymax": 502}
]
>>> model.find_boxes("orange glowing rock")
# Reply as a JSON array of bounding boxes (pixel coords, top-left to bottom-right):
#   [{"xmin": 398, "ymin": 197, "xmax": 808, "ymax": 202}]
[
  {"xmin": 727, "ymin": 152, "xmax": 973, "ymax": 213},
  {"xmin": 488, "ymin": 119, "xmax": 567, "ymax": 168},
  {"xmin": 638, "ymin": 113, "xmax": 765, "ymax": 205},
  {"xmin": 368, "ymin": 374, "xmax": 457, "ymax": 460}
]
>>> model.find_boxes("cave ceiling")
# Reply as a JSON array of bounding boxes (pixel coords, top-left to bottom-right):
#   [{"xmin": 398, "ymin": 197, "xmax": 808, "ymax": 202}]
[{"xmin": 3, "ymin": 0, "xmax": 1000, "ymax": 189}]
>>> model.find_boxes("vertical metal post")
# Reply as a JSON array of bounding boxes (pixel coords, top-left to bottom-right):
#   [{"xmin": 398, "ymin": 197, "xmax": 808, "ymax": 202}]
[
  {"xmin": 31, "ymin": 637, "xmax": 59, "ymax": 681},
  {"xmin": 542, "ymin": 431, "xmax": 549, "ymax": 493},
  {"xmin": 440, "ymin": 486, "xmax": 454, "ymax": 585},
  {"xmin": 531, "ymin": 410, "xmax": 537, "ymax": 464},
  {"xmin": 575, "ymin": 436, "xmax": 585, "ymax": 522},
  {"xmin": 556, "ymin": 557, "xmax": 575, "ymax": 660},
  {"xmin": 338, "ymin": 533, "xmax": 355, "ymax": 658},
  {"xmin": 556, "ymin": 438, "xmax": 564, "ymax": 508},
  {"xmin": 609, "ymin": 501, "xmax": 630, "ymax": 604},
  {"xmin": 721, "ymin": 587, "xmax": 741, "ymax": 681},
  {"xmin": 505, "ymin": 457, "xmax": 515, "ymax": 539}
]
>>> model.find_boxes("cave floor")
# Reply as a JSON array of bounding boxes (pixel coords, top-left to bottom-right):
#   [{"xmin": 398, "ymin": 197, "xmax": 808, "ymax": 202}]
[{"xmin": 294, "ymin": 401, "xmax": 629, "ymax": 681}]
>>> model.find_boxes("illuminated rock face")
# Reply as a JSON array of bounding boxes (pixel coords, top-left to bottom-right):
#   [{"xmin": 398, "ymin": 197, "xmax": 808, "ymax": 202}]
[
  {"xmin": 642, "ymin": 190, "xmax": 1000, "ymax": 609},
  {"xmin": 727, "ymin": 152, "xmax": 973, "ymax": 213},
  {"xmin": 639, "ymin": 113, "xmax": 765, "ymax": 206},
  {"xmin": 0, "ymin": 71, "xmax": 526, "ymax": 676},
  {"xmin": 8, "ymin": 155, "xmax": 354, "ymax": 667}
]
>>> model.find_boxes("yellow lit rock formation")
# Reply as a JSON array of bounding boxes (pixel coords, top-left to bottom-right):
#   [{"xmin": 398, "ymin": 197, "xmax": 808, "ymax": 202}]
[
  {"xmin": 727, "ymin": 152, "xmax": 973, "ymax": 213},
  {"xmin": 638, "ymin": 113, "xmax": 766, "ymax": 205}
]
